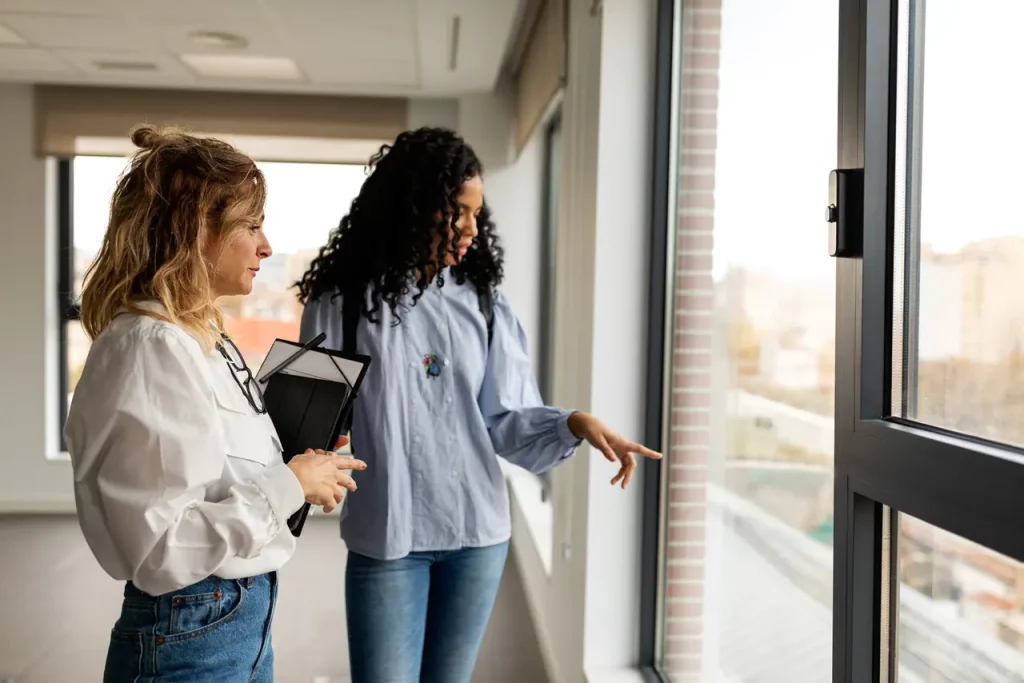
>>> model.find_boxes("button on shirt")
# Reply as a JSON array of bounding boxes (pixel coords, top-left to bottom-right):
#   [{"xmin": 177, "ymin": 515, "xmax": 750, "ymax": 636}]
[
  {"xmin": 300, "ymin": 275, "xmax": 581, "ymax": 560},
  {"xmin": 64, "ymin": 304, "xmax": 306, "ymax": 596}
]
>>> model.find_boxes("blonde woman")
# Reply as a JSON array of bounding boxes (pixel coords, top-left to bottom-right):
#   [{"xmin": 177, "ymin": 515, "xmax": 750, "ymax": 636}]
[{"xmin": 65, "ymin": 126, "xmax": 366, "ymax": 683}]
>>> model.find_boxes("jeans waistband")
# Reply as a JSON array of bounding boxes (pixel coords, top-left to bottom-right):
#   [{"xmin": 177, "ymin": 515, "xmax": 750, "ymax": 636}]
[{"xmin": 126, "ymin": 573, "xmax": 271, "ymax": 599}]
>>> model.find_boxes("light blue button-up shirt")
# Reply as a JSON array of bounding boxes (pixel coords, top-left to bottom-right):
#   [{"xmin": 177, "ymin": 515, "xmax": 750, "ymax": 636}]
[{"xmin": 299, "ymin": 272, "xmax": 580, "ymax": 560}]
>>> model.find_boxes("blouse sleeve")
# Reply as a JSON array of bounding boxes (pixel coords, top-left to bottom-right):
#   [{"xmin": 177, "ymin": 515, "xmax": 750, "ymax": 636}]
[
  {"xmin": 65, "ymin": 328, "xmax": 304, "ymax": 596},
  {"xmin": 477, "ymin": 290, "xmax": 581, "ymax": 474}
]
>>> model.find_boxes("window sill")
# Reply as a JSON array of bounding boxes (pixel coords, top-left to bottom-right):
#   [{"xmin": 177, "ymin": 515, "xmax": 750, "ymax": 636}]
[{"xmin": 585, "ymin": 667, "xmax": 649, "ymax": 683}]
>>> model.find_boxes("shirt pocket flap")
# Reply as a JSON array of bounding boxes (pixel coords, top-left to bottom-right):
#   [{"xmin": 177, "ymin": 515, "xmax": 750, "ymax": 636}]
[
  {"xmin": 210, "ymin": 374, "xmax": 254, "ymax": 415},
  {"xmin": 212, "ymin": 381, "xmax": 275, "ymax": 467},
  {"xmin": 269, "ymin": 428, "xmax": 283, "ymax": 455}
]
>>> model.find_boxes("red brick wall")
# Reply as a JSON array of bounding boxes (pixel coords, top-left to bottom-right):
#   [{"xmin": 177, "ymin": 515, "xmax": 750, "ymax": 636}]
[{"xmin": 662, "ymin": 1, "xmax": 721, "ymax": 679}]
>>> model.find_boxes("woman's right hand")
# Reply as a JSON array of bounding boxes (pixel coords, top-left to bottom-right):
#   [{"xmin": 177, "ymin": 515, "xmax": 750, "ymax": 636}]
[{"xmin": 287, "ymin": 450, "xmax": 367, "ymax": 513}]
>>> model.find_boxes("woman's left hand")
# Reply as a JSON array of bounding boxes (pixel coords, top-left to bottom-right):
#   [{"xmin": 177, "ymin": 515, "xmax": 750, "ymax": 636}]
[{"xmin": 567, "ymin": 412, "xmax": 663, "ymax": 488}]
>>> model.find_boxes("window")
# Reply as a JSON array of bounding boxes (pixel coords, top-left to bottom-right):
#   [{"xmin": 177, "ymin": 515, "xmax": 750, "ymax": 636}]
[
  {"xmin": 645, "ymin": 0, "xmax": 1024, "ymax": 680},
  {"xmin": 538, "ymin": 109, "xmax": 562, "ymax": 406},
  {"xmin": 837, "ymin": 0, "xmax": 1024, "ymax": 678},
  {"xmin": 537, "ymin": 110, "xmax": 563, "ymax": 506},
  {"xmin": 58, "ymin": 155, "xmax": 367, "ymax": 447},
  {"xmin": 647, "ymin": 0, "xmax": 1024, "ymax": 679},
  {"xmin": 645, "ymin": 0, "xmax": 839, "ymax": 679},
  {"xmin": 893, "ymin": 1, "xmax": 1024, "ymax": 449},
  {"xmin": 896, "ymin": 516, "xmax": 1024, "ymax": 681}
]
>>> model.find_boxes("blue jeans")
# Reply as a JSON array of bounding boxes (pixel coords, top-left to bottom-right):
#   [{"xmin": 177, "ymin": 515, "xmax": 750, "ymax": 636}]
[
  {"xmin": 104, "ymin": 573, "xmax": 277, "ymax": 683},
  {"xmin": 345, "ymin": 542, "xmax": 509, "ymax": 683}
]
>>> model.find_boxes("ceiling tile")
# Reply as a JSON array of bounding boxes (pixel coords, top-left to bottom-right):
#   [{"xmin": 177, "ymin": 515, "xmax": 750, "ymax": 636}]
[
  {"xmin": 299, "ymin": 54, "xmax": 417, "ymax": 87},
  {"xmin": 0, "ymin": 0, "xmax": 124, "ymax": 14},
  {"xmin": 0, "ymin": 20, "xmax": 25, "ymax": 44},
  {"xmin": 0, "ymin": 13, "xmax": 151, "ymax": 51},
  {"xmin": 265, "ymin": 0, "xmax": 417, "ymax": 61},
  {"xmin": 54, "ymin": 49, "xmax": 195, "ymax": 81},
  {"xmin": 415, "ymin": 0, "xmax": 518, "ymax": 91},
  {"xmin": 159, "ymin": 20, "xmax": 286, "ymax": 56},
  {"xmin": 0, "ymin": 45, "xmax": 74, "ymax": 72},
  {"xmin": 0, "ymin": 0, "xmax": 518, "ymax": 96},
  {"xmin": 129, "ymin": 0, "xmax": 274, "ymax": 23}
]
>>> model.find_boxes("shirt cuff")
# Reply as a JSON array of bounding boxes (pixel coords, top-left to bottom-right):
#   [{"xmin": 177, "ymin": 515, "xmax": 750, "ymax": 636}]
[
  {"xmin": 557, "ymin": 410, "xmax": 585, "ymax": 449},
  {"xmin": 254, "ymin": 463, "xmax": 306, "ymax": 531}
]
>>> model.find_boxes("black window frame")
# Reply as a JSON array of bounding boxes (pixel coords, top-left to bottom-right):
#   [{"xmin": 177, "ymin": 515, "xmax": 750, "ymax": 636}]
[
  {"xmin": 535, "ymin": 109, "xmax": 564, "ymax": 505},
  {"xmin": 57, "ymin": 157, "xmax": 78, "ymax": 452},
  {"xmin": 638, "ymin": 0, "xmax": 676, "ymax": 678},
  {"xmin": 538, "ymin": 108, "xmax": 563, "ymax": 407},
  {"xmin": 835, "ymin": 0, "xmax": 1024, "ymax": 681}
]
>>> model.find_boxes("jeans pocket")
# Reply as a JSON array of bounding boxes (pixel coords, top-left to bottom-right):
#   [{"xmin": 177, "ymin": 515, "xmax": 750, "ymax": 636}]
[
  {"xmin": 164, "ymin": 580, "xmax": 245, "ymax": 642},
  {"xmin": 113, "ymin": 595, "xmax": 157, "ymax": 633},
  {"xmin": 104, "ymin": 629, "xmax": 143, "ymax": 683}
]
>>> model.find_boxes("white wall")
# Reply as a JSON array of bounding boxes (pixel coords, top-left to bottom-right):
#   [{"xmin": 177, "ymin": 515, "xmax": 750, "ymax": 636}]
[
  {"xmin": 584, "ymin": 0, "xmax": 654, "ymax": 672},
  {"xmin": 507, "ymin": 0, "xmax": 657, "ymax": 681},
  {"xmin": 458, "ymin": 84, "xmax": 544, "ymax": 370},
  {"xmin": 407, "ymin": 97, "xmax": 461, "ymax": 132},
  {"xmin": 479, "ymin": 133, "xmax": 544, "ymax": 369},
  {"xmin": 0, "ymin": 83, "xmax": 75, "ymax": 511}
]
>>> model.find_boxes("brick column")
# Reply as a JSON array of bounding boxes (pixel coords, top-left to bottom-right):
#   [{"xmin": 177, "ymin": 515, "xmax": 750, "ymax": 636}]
[{"xmin": 663, "ymin": 1, "xmax": 721, "ymax": 679}]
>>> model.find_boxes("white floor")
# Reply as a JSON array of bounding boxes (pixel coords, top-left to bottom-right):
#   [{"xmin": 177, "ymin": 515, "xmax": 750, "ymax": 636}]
[{"xmin": 0, "ymin": 515, "xmax": 548, "ymax": 683}]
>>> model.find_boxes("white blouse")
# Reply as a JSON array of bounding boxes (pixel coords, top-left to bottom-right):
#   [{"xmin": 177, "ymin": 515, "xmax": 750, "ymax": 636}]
[{"xmin": 64, "ymin": 304, "xmax": 305, "ymax": 597}]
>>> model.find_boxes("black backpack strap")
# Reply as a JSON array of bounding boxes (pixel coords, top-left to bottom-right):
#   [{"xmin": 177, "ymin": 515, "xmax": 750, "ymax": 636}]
[
  {"xmin": 339, "ymin": 288, "xmax": 362, "ymax": 447},
  {"xmin": 478, "ymin": 287, "xmax": 494, "ymax": 346}
]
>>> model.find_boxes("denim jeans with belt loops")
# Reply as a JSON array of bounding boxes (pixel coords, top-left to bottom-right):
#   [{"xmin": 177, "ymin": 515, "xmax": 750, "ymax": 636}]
[{"xmin": 103, "ymin": 573, "xmax": 278, "ymax": 683}]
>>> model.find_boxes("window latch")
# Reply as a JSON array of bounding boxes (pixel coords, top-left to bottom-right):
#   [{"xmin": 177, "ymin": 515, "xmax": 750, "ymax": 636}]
[{"xmin": 827, "ymin": 168, "xmax": 863, "ymax": 258}]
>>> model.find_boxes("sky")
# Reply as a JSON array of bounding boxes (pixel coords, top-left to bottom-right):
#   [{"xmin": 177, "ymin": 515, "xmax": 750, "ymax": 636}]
[
  {"xmin": 915, "ymin": 0, "xmax": 1024, "ymax": 254},
  {"xmin": 712, "ymin": 0, "xmax": 1024, "ymax": 285},
  {"xmin": 73, "ymin": 156, "xmax": 369, "ymax": 257}
]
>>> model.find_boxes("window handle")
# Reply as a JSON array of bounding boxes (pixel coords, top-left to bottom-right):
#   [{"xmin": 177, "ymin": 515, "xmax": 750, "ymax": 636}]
[{"xmin": 827, "ymin": 168, "xmax": 863, "ymax": 258}]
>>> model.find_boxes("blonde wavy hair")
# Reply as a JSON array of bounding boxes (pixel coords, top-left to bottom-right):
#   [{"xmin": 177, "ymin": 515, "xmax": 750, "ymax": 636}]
[{"xmin": 80, "ymin": 125, "xmax": 266, "ymax": 350}]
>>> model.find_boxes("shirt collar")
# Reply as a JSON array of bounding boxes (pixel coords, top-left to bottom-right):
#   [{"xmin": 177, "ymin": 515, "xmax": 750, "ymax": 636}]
[{"xmin": 116, "ymin": 300, "xmax": 225, "ymax": 339}]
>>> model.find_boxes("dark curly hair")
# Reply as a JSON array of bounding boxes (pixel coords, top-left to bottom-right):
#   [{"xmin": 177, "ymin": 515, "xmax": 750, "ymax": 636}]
[{"xmin": 296, "ymin": 127, "xmax": 503, "ymax": 323}]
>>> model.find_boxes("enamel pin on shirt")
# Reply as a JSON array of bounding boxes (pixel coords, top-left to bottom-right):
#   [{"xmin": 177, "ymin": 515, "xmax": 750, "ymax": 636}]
[{"xmin": 422, "ymin": 353, "xmax": 442, "ymax": 379}]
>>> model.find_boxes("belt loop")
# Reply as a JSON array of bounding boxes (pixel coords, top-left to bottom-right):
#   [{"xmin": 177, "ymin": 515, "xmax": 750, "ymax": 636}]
[{"xmin": 247, "ymin": 575, "xmax": 255, "ymax": 588}]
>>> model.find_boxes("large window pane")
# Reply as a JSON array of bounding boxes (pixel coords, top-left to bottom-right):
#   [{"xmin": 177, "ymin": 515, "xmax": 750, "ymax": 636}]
[
  {"xmin": 65, "ymin": 155, "xmax": 365, "ymax": 418},
  {"xmin": 657, "ymin": 0, "xmax": 838, "ymax": 679},
  {"xmin": 893, "ymin": 0, "xmax": 1024, "ymax": 446},
  {"xmin": 897, "ymin": 514, "xmax": 1024, "ymax": 682}
]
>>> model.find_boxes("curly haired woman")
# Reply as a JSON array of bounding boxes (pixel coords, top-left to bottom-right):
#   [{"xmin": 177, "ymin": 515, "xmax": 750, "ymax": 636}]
[{"xmin": 298, "ymin": 127, "xmax": 661, "ymax": 683}]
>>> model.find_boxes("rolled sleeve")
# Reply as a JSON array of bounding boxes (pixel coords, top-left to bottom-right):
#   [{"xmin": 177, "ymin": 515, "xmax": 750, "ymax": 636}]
[{"xmin": 252, "ymin": 463, "xmax": 305, "ymax": 536}]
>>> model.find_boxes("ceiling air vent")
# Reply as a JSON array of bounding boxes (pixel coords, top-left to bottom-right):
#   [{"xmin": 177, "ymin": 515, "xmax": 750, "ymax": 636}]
[{"xmin": 93, "ymin": 60, "xmax": 159, "ymax": 72}]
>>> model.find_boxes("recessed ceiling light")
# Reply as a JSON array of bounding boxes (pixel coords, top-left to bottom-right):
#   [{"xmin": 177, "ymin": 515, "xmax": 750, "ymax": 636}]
[
  {"xmin": 179, "ymin": 54, "xmax": 303, "ymax": 81},
  {"xmin": 188, "ymin": 31, "xmax": 249, "ymax": 49},
  {"xmin": 0, "ymin": 22, "xmax": 27, "ymax": 46}
]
